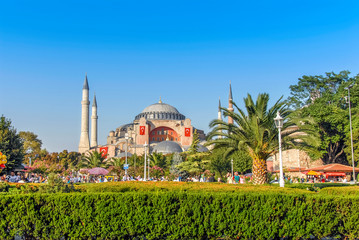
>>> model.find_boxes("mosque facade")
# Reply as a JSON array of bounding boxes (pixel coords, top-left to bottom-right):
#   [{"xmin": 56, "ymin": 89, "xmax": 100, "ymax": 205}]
[{"xmin": 78, "ymin": 75, "xmax": 212, "ymax": 158}]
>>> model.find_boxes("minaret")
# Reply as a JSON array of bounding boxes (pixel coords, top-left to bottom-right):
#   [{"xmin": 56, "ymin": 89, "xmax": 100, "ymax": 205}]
[
  {"xmin": 228, "ymin": 81, "xmax": 234, "ymax": 124},
  {"xmin": 218, "ymin": 97, "xmax": 222, "ymax": 121},
  {"xmin": 78, "ymin": 74, "xmax": 90, "ymax": 153},
  {"xmin": 91, "ymin": 94, "xmax": 98, "ymax": 148},
  {"xmin": 218, "ymin": 97, "xmax": 223, "ymax": 138}
]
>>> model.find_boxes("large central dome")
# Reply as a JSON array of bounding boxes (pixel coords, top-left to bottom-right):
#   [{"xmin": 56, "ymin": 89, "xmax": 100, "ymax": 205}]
[
  {"xmin": 142, "ymin": 103, "xmax": 179, "ymax": 114},
  {"xmin": 135, "ymin": 101, "xmax": 186, "ymax": 120}
]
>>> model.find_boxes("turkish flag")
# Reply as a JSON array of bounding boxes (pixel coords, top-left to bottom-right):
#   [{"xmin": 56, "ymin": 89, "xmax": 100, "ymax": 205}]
[
  {"xmin": 185, "ymin": 128, "xmax": 191, "ymax": 137},
  {"xmin": 140, "ymin": 126, "xmax": 145, "ymax": 135},
  {"xmin": 100, "ymin": 147, "xmax": 108, "ymax": 159}
]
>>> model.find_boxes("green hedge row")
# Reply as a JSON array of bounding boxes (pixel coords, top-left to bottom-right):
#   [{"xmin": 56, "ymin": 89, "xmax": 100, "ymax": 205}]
[{"xmin": 0, "ymin": 192, "xmax": 358, "ymax": 239}]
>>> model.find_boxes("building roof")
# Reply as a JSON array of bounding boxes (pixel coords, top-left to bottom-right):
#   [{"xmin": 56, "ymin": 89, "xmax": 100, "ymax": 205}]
[
  {"xmin": 92, "ymin": 94, "xmax": 97, "ymax": 107},
  {"xmin": 142, "ymin": 102, "xmax": 180, "ymax": 114},
  {"xmin": 152, "ymin": 141, "xmax": 183, "ymax": 154},
  {"xmin": 308, "ymin": 163, "xmax": 359, "ymax": 172},
  {"xmin": 135, "ymin": 101, "xmax": 186, "ymax": 120},
  {"xmin": 83, "ymin": 74, "xmax": 89, "ymax": 90},
  {"xmin": 183, "ymin": 143, "xmax": 209, "ymax": 153},
  {"xmin": 272, "ymin": 164, "xmax": 359, "ymax": 173},
  {"xmin": 116, "ymin": 123, "xmax": 133, "ymax": 132},
  {"xmin": 115, "ymin": 152, "xmax": 133, "ymax": 158}
]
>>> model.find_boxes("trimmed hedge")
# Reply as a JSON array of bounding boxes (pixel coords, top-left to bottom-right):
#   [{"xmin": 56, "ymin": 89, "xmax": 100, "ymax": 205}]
[
  {"xmin": 1, "ymin": 192, "xmax": 359, "ymax": 239},
  {"xmin": 82, "ymin": 182, "xmax": 314, "ymax": 195}
]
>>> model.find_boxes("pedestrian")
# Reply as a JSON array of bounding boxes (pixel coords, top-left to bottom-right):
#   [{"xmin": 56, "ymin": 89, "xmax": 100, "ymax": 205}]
[
  {"xmin": 8, "ymin": 172, "xmax": 18, "ymax": 183},
  {"xmin": 226, "ymin": 173, "xmax": 233, "ymax": 184},
  {"xmin": 234, "ymin": 172, "xmax": 240, "ymax": 184}
]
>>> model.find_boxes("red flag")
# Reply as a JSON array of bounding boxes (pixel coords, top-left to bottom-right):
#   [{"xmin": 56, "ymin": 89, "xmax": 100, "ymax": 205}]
[
  {"xmin": 140, "ymin": 126, "xmax": 145, "ymax": 135},
  {"xmin": 100, "ymin": 147, "xmax": 108, "ymax": 159},
  {"xmin": 185, "ymin": 128, "xmax": 191, "ymax": 137}
]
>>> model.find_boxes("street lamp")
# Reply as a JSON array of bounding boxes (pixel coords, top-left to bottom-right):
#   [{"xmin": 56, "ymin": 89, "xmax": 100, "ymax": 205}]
[
  {"xmin": 125, "ymin": 133, "xmax": 129, "ymax": 181},
  {"xmin": 274, "ymin": 111, "xmax": 285, "ymax": 188},
  {"xmin": 345, "ymin": 84, "xmax": 356, "ymax": 183},
  {"xmin": 144, "ymin": 142, "xmax": 148, "ymax": 181},
  {"xmin": 231, "ymin": 159, "xmax": 234, "ymax": 178},
  {"xmin": 148, "ymin": 152, "xmax": 150, "ymax": 180}
]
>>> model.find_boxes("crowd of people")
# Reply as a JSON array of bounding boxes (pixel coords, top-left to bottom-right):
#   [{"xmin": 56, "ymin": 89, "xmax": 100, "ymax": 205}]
[
  {"xmin": 0, "ymin": 171, "xmax": 349, "ymax": 184},
  {"xmin": 0, "ymin": 171, "xmax": 250, "ymax": 184}
]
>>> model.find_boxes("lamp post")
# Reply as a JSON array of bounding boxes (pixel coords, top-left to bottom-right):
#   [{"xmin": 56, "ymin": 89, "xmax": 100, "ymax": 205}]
[
  {"xmin": 148, "ymin": 153, "xmax": 150, "ymax": 180},
  {"xmin": 345, "ymin": 84, "xmax": 356, "ymax": 183},
  {"xmin": 231, "ymin": 159, "xmax": 234, "ymax": 177},
  {"xmin": 144, "ymin": 142, "xmax": 148, "ymax": 181},
  {"xmin": 125, "ymin": 133, "xmax": 129, "ymax": 181},
  {"xmin": 274, "ymin": 111, "xmax": 285, "ymax": 188}
]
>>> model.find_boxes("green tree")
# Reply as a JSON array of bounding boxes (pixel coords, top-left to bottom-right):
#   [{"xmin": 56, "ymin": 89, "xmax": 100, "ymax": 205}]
[
  {"xmin": 188, "ymin": 129, "xmax": 200, "ymax": 154},
  {"xmin": 209, "ymin": 148, "xmax": 231, "ymax": 179},
  {"xmin": 287, "ymin": 71, "xmax": 359, "ymax": 164},
  {"xmin": 107, "ymin": 157, "xmax": 124, "ymax": 167},
  {"xmin": 0, "ymin": 116, "xmax": 24, "ymax": 171},
  {"xmin": 149, "ymin": 152, "xmax": 167, "ymax": 168},
  {"xmin": 231, "ymin": 149, "xmax": 252, "ymax": 174},
  {"xmin": 19, "ymin": 131, "xmax": 42, "ymax": 154},
  {"xmin": 81, "ymin": 151, "xmax": 107, "ymax": 168},
  {"xmin": 209, "ymin": 146, "xmax": 253, "ymax": 179},
  {"xmin": 177, "ymin": 152, "xmax": 209, "ymax": 176},
  {"xmin": 59, "ymin": 150, "xmax": 81, "ymax": 170},
  {"xmin": 170, "ymin": 153, "xmax": 183, "ymax": 176},
  {"xmin": 207, "ymin": 93, "xmax": 308, "ymax": 184}
]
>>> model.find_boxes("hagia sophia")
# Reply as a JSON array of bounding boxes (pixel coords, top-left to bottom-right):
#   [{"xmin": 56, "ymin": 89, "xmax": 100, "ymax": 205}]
[
  {"xmin": 78, "ymin": 75, "xmax": 325, "ymax": 175},
  {"xmin": 78, "ymin": 75, "xmax": 230, "ymax": 158}
]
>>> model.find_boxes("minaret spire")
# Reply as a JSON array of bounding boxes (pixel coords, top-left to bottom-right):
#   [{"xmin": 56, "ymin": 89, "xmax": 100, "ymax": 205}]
[
  {"xmin": 91, "ymin": 93, "xmax": 98, "ymax": 148},
  {"xmin": 228, "ymin": 81, "xmax": 234, "ymax": 124},
  {"xmin": 79, "ymin": 74, "xmax": 90, "ymax": 153},
  {"xmin": 218, "ymin": 97, "xmax": 223, "ymax": 138},
  {"xmin": 218, "ymin": 97, "xmax": 222, "ymax": 112},
  {"xmin": 83, "ymin": 73, "xmax": 89, "ymax": 90}
]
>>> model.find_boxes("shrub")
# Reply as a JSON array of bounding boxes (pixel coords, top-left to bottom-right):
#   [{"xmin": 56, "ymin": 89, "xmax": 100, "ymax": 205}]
[{"xmin": 0, "ymin": 192, "xmax": 359, "ymax": 239}]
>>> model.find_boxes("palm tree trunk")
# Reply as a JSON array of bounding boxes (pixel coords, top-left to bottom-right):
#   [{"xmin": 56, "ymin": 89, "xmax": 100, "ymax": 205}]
[{"xmin": 252, "ymin": 158, "xmax": 267, "ymax": 184}]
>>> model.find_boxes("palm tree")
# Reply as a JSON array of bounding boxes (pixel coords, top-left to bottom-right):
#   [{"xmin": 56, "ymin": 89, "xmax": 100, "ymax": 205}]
[
  {"xmin": 149, "ymin": 152, "xmax": 167, "ymax": 168},
  {"xmin": 107, "ymin": 157, "xmax": 124, "ymax": 167},
  {"xmin": 207, "ymin": 93, "xmax": 313, "ymax": 184},
  {"xmin": 81, "ymin": 151, "xmax": 107, "ymax": 169}
]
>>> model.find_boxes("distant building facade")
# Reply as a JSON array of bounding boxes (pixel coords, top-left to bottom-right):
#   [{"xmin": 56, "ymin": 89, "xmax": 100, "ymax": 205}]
[{"xmin": 78, "ymin": 76, "xmax": 207, "ymax": 157}]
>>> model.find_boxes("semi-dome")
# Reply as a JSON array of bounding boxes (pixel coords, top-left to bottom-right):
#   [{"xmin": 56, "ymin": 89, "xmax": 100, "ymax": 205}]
[
  {"xmin": 135, "ymin": 100, "xmax": 186, "ymax": 120},
  {"xmin": 197, "ymin": 144, "xmax": 209, "ymax": 153},
  {"xmin": 152, "ymin": 141, "xmax": 183, "ymax": 154}
]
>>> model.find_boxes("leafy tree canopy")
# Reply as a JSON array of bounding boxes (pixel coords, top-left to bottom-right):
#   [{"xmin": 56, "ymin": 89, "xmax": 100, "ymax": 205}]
[
  {"xmin": 19, "ymin": 131, "xmax": 42, "ymax": 154},
  {"xmin": 81, "ymin": 151, "xmax": 107, "ymax": 169},
  {"xmin": 287, "ymin": 71, "xmax": 359, "ymax": 164},
  {"xmin": 0, "ymin": 116, "xmax": 24, "ymax": 171}
]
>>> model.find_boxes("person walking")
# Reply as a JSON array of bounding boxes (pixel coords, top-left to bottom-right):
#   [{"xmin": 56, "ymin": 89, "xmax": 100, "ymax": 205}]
[
  {"xmin": 226, "ymin": 173, "xmax": 234, "ymax": 184},
  {"xmin": 234, "ymin": 172, "xmax": 240, "ymax": 184}
]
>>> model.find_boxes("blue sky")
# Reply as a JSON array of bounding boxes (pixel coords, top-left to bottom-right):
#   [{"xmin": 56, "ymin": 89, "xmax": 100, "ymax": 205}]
[{"xmin": 1, "ymin": 0, "xmax": 358, "ymax": 152}]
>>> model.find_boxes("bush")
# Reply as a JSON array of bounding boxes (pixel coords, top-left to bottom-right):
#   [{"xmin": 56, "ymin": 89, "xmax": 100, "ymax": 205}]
[{"xmin": 1, "ymin": 191, "xmax": 359, "ymax": 239}]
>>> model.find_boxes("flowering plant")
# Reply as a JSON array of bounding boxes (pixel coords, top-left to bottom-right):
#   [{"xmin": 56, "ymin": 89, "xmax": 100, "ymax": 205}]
[
  {"xmin": 150, "ymin": 166, "xmax": 165, "ymax": 178},
  {"xmin": 0, "ymin": 152, "xmax": 7, "ymax": 171},
  {"xmin": 203, "ymin": 170, "xmax": 211, "ymax": 178}
]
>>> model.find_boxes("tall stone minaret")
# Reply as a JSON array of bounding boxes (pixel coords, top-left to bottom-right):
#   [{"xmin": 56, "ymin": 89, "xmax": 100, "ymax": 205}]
[
  {"xmin": 218, "ymin": 97, "xmax": 222, "ymax": 121},
  {"xmin": 78, "ymin": 75, "xmax": 90, "ymax": 153},
  {"xmin": 218, "ymin": 97, "xmax": 223, "ymax": 138},
  {"xmin": 228, "ymin": 81, "xmax": 234, "ymax": 124},
  {"xmin": 91, "ymin": 94, "xmax": 98, "ymax": 148}
]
